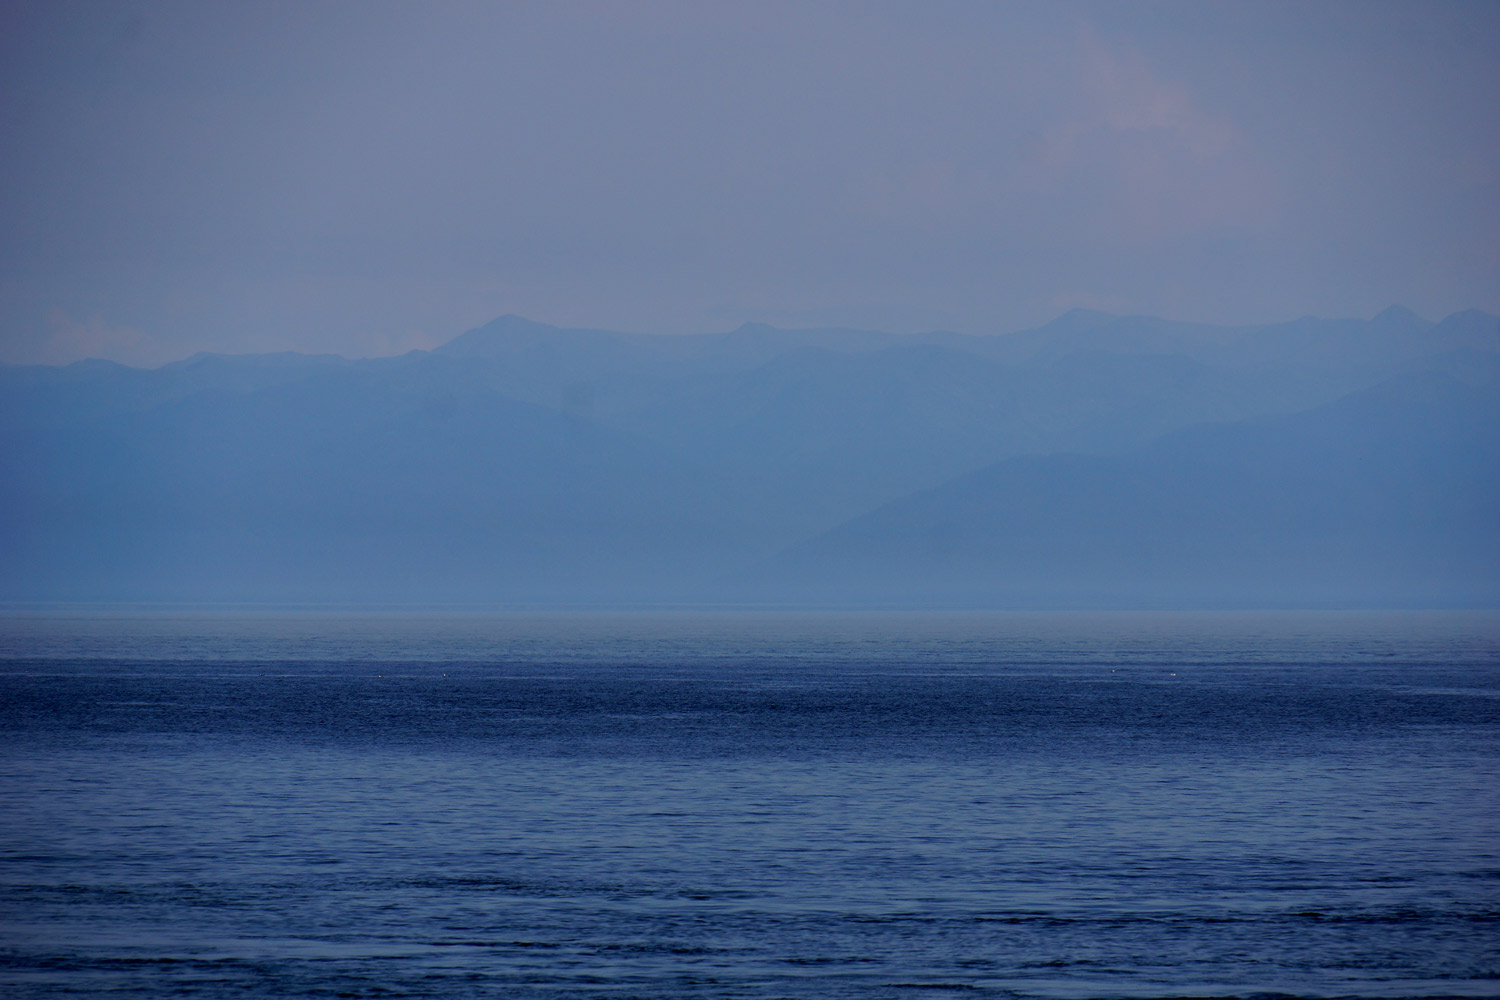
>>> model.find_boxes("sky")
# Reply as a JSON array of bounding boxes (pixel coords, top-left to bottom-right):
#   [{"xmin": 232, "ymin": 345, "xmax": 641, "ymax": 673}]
[{"xmin": 1, "ymin": 0, "xmax": 1497, "ymax": 366}]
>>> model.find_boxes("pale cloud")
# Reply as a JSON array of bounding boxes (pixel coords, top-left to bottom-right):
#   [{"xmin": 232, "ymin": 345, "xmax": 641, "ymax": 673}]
[
  {"xmin": 42, "ymin": 309, "xmax": 166, "ymax": 367},
  {"xmin": 846, "ymin": 22, "xmax": 1278, "ymax": 250},
  {"xmin": 1026, "ymin": 22, "xmax": 1280, "ymax": 245}
]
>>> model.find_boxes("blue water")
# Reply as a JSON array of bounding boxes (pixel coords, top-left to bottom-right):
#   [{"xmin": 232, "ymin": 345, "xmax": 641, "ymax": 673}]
[{"xmin": 1, "ymin": 610, "xmax": 1497, "ymax": 998}]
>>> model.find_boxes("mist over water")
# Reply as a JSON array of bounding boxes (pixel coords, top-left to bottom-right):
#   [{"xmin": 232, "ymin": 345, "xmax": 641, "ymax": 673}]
[{"xmin": 2, "ymin": 610, "xmax": 1496, "ymax": 999}]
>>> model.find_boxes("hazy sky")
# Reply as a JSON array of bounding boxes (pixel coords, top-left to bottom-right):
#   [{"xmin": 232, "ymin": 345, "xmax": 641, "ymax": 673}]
[{"xmin": 2, "ymin": 0, "xmax": 1497, "ymax": 365}]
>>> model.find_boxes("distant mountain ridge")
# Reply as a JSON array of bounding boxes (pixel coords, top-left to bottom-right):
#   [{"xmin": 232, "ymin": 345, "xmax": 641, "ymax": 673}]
[
  {"xmin": 743, "ymin": 369, "xmax": 1500, "ymax": 607},
  {"xmin": 3, "ymin": 307, "xmax": 1496, "ymax": 606}
]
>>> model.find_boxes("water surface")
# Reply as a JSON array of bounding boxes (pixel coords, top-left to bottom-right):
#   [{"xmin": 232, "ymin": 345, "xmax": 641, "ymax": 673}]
[{"xmin": 1, "ymin": 610, "xmax": 1497, "ymax": 998}]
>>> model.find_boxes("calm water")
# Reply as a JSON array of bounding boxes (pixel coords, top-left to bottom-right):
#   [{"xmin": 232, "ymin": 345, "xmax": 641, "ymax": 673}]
[{"xmin": 1, "ymin": 610, "xmax": 1497, "ymax": 999}]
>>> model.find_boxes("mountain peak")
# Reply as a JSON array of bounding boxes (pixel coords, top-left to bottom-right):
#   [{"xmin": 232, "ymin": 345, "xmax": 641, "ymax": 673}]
[
  {"xmin": 1371, "ymin": 304, "xmax": 1425, "ymax": 326},
  {"xmin": 434, "ymin": 315, "xmax": 560, "ymax": 356},
  {"xmin": 476, "ymin": 314, "xmax": 558, "ymax": 335}
]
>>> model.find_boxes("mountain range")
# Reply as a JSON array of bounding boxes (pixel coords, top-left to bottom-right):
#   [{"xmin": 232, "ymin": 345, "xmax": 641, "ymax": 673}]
[{"xmin": 2, "ymin": 307, "xmax": 1496, "ymax": 606}]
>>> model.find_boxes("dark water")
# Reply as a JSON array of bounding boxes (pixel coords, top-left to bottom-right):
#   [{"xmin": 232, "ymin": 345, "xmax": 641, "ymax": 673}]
[{"xmin": 1, "ymin": 610, "xmax": 1497, "ymax": 999}]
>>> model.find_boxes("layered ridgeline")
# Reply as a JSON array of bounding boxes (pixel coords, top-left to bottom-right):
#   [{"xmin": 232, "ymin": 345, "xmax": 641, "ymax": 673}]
[{"xmin": 2, "ymin": 307, "xmax": 1497, "ymax": 606}]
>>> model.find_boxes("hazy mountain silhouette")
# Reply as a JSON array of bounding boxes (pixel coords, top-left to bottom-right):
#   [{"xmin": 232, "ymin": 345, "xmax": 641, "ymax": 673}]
[
  {"xmin": 2, "ymin": 308, "xmax": 1496, "ymax": 606},
  {"xmin": 743, "ymin": 370, "xmax": 1500, "ymax": 607}
]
